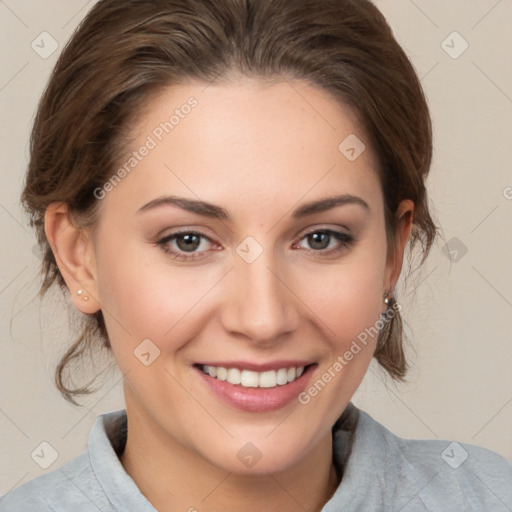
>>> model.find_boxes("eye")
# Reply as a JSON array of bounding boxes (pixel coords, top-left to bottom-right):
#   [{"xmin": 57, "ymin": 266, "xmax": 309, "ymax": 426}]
[
  {"xmin": 156, "ymin": 230, "xmax": 217, "ymax": 261},
  {"xmin": 156, "ymin": 227, "xmax": 355, "ymax": 262},
  {"xmin": 294, "ymin": 229, "xmax": 354, "ymax": 255}
]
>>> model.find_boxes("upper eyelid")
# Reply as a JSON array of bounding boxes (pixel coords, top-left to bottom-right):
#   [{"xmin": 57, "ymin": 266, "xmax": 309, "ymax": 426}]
[
  {"xmin": 296, "ymin": 224, "xmax": 351, "ymax": 238},
  {"xmin": 159, "ymin": 224, "xmax": 351, "ymax": 238},
  {"xmin": 158, "ymin": 226, "xmax": 353, "ymax": 248}
]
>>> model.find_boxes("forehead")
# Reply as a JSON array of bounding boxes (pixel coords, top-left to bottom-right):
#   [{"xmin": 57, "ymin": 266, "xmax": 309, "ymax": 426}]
[
  {"xmin": 135, "ymin": 78, "xmax": 375, "ymax": 163},
  {"xmin": 102, "ymin": 79, "xmax": 382, "ymax": 221}
]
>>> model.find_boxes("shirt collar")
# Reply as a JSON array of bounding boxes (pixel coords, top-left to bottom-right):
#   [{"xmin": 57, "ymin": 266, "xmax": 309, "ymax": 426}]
[
  {"xmin": 87, "ymin": 403, "xmax": 402, "ymax": 510},
  {"xmin": 88, "ymin": 409, "xmax": 156, "ymax": 511}
]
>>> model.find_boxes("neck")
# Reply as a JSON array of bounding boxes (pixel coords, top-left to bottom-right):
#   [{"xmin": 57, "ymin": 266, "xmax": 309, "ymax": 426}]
[{"xmin": 119, "ymin": 402, "xmax": 340, "ymax": 512}]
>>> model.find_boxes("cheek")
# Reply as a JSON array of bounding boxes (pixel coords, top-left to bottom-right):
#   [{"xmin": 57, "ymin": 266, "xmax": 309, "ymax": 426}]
[
  {"xmin": 302, "ymin": 249, "xmax": 387, "ymax": 347},
  {"xmin": 94, "ymin": 234, "xmax": 223, "ymax": 359},
  {"xmin": 290, "ymin": 256, "xmax": 387, "ymax": 440}
]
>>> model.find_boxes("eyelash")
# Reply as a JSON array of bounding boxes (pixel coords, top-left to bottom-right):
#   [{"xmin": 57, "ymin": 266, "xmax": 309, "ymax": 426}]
[{"xmin": 156, "ymin": 228, "xmax": 355, "ymax": 262}]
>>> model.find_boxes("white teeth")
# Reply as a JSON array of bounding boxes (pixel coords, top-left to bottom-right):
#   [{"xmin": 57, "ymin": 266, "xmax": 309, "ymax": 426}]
[
  {"xmin": 201, "ymin": 365, "xmax": 306, "ymax": 388},
  {"xmin": 216, "ymin": 367, "xmax": 227, "ymax": 381},
  {"xmin": 259, "ymin": 371, "xmax": 277, "ymax": 388},
  {"xmin": 227, "ymin": 368, "xmax": 241, "ymax": 385},
  {"xmin": 276, "ymin": 368, "xmax": 288, "ymax": 385},
  {"xmin": 240, "ymin": 370, "xmax": 259, "ymax": 387}
]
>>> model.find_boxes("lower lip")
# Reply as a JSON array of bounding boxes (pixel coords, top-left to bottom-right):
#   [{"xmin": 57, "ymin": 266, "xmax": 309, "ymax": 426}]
[{"xmin": 195, "ymin": 366, "xmax": 315, "ymax": 413}]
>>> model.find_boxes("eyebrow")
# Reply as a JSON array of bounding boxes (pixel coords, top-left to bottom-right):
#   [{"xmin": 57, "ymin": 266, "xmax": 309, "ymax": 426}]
[{"xmin": 137, "ymin": 194, "xmax": 370, "ymax": 220}]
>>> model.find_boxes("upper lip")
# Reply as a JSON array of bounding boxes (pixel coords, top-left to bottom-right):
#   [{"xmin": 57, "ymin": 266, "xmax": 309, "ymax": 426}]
[{"xmin": 195, "ymin": 360, "xmax": 315, "ymax": 372}]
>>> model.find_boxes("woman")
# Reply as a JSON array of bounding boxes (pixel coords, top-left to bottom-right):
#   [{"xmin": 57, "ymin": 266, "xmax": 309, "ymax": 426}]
[{"xmin": 1, "ymin": 0, "xmax": 511, "ymax": 510}]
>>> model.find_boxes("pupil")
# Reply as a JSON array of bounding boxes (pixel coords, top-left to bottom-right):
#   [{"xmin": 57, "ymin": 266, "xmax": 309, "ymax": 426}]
[
  {"xmin": 309, "ymin": 232, "xmax": 329, "ymax": 250},
  {"xmin": 177, "ymin": 234, "xmax": 200, "ymax": 252}
]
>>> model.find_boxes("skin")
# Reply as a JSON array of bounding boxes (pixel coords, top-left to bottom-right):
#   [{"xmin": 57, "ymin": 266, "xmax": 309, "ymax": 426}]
[{"xmin": 45, "ymin": 79, "xmax": 413, "ymax": 512}]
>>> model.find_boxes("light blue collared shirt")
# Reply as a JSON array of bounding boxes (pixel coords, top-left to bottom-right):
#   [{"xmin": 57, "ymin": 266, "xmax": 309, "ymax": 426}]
[{"xmin": 1, "ymin": 404, "xmax": 511, "ymax": 511}]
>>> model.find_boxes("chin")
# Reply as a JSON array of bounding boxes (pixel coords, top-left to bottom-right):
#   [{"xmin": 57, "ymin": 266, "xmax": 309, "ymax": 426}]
[{"xmin": 194, "ymin": 429, "xmax": 323, "ymax": 477}]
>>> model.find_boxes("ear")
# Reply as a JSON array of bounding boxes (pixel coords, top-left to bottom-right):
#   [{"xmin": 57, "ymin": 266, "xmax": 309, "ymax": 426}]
[
  {"xmin": 44, "ymin": 202, "xmax": 100, "ymax": 314},
  {"xmin": 384, "ymin": 199, "xmax": 414, "ymax": 296}
]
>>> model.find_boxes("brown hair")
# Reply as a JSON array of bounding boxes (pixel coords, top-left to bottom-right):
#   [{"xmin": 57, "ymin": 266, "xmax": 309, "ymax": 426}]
[{"xmin": 22, "ymin": 0, "xmax": 436, "ymax": 404}]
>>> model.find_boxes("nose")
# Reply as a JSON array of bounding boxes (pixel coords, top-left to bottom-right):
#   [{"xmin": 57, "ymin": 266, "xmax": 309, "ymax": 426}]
[{"xmin": 219, "ymin": 251, "xmax": 300, "ymax": 346}]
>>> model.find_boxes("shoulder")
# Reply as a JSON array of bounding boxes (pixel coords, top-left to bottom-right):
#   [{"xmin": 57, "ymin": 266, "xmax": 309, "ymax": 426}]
[
  {"xmin": 358, "ymin": 408, "xmax": 512, "ymax": 510},
  {"xmin": 0, "ymin": 410, "xmax": 129, "ymax": 512},
  {"xmin": 0, "ymin": 452, "xmax": 109, "ymax": 511}
]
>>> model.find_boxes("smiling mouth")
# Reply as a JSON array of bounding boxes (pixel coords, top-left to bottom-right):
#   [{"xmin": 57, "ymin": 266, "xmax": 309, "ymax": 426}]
[{"xmin": 196, "ymin": 364, "xmax": 314, "ymax": 389}]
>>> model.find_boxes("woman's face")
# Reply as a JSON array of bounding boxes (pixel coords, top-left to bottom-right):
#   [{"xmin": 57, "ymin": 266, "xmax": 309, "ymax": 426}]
[{"xmin": 86, "ymin": 79, "xmax": 406, "ymax": 474}]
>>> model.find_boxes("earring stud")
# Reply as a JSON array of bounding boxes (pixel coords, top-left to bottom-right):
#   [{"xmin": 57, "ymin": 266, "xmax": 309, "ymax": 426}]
[
  {"xmin": 77, "ymin": 289, "xmax": 89, "ymax": 301},
  {"xmin": 380, "ymin": 290, "xmax": 394, "ymax": 328}
]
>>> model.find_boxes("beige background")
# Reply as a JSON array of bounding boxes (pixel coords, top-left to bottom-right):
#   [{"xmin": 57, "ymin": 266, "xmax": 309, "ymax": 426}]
[{"xmin": 1, "ymin": 0, "xmax": 511, "ymax": 495}]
